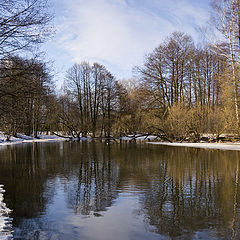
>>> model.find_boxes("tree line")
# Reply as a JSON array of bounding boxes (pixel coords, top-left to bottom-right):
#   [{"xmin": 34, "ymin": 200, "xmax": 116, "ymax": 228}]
[{"xmin": 0, "ymin": 0, "xmax": 240, "ymax": 141}]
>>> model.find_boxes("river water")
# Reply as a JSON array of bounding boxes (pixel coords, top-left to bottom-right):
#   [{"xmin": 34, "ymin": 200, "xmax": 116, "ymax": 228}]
[{"xmin": 0, "ymin": 142, "xmax": 240, "ymax": 240}]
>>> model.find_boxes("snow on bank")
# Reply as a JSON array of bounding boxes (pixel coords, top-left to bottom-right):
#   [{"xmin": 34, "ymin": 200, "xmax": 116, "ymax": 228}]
[
  {"xmin": 0, "ymin": 133, "xmax": 66, "ymax": 147},
  {"xmin": 119, "ymin": 135, "xmax": 158, "ymax": 141},
  {"xmin": 0, "ymin": 185, "xmax": 12, "ymax": 240},
  {"xmin": 148, "ymin": 142, "xmax": 240, "ymax": 151},
  {"xmin": 0, "ymin": 133, "xmax": 159, "ymax": 146}
]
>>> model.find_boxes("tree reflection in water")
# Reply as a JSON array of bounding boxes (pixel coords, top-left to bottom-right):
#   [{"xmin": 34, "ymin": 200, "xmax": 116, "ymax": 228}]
[
  {"xmin": 65, "ymin": 143, "xmax": 119, "ymax": 215},
  {"xmin": 136, "ymin": 147, "xmax": 240, "ymax": 239},
  {"xmin": 0, "ymin": 143, "xmax": 240, "ymax": 239}
]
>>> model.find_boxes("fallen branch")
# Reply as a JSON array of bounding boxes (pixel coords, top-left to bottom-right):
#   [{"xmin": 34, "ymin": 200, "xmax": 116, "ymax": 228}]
[{"xmin": 51, "ymin": 132, "xmax": 71, "ymax": 139}]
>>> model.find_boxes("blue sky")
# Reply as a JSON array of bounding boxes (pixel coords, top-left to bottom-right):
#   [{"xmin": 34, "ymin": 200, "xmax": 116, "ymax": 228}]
[{"xmin": 42, "ymin": 0, "xmax": 211, "ymax": 86}]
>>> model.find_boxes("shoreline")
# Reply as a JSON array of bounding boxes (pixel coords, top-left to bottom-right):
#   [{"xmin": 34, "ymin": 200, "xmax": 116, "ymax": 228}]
[
  {"xmin": 2, "ymin": 135, "xmax": 240, "ymax": 151},
  {"xmin": 147, "ymin": 142, "xmax": 240, "ymax": 151},
  {"xmin": 0, "ymin": 137, "xmax": 66, "ymax": 147},
  {"xmin": 0, "ymin": 185, "xmax": 12, "ymax": 239}
]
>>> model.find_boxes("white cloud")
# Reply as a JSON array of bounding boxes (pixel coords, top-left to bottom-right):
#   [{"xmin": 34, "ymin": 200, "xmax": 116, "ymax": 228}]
[{"xmin": 49, "ymin": 0, "xmax": 210, "ymax": 80}]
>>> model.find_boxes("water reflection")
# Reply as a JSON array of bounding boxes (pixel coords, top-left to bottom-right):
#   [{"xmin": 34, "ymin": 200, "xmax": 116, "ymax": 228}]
[
  {"xmin": 0, "ymin": 143, "xmax": 240, "ymax": 239},
  {"xmin": 137, "ymin": 148, "xmax": 240, "ymax": 239},
  {"xmin": 65, "ymin": 143, "xmax": 119, "ymax": 215}
]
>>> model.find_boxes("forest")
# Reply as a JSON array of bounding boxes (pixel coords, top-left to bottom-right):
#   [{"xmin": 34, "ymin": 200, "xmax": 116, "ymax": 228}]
[{"xmin": 0, "ymin": 0, "xmax": 240, "ymax": 142}]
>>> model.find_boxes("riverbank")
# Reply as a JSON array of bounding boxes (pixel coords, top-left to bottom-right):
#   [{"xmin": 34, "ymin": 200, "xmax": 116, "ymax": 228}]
[
  {"xmin": 0, "ymin": 185, "xmax": 12, "ymax": 240},
  {"xmin": 0, "ymin": 133, "xmax": 66, "ymax": 147},
  {"xmin": 0, "ymin": 133, "xmax": 160, "ymax": 146},
  {"xmin": 147, "ymin": 142, "xmax": 240, "ymax": 151},
  {"xmin": 2, "ymin": 133, "xmax": 240, "ymax": 151}
]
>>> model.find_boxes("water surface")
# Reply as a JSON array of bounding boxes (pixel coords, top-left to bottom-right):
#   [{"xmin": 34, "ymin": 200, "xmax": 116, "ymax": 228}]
[{"xmin": 0, "ymin": 142, "xmax": 240, "ymax": 239}]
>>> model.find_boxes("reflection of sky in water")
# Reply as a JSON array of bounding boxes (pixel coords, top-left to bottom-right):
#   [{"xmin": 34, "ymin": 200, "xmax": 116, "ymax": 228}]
[
  {"xmin": 26, "ymin": 177, "xmax": 161, "ymax": 240},
  {"xmin": 63, "ymin": 195, "xmax": 160, "ymax": 240},
  {"xmin": 1, "ymin": 143, "xmax": 240, "ymax": 239}
]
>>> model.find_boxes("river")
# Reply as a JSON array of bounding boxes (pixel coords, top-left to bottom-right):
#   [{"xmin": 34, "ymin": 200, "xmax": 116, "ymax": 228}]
[{"xmin": 0, "ymin": 142, "xmax": 239, "ymax": 240}]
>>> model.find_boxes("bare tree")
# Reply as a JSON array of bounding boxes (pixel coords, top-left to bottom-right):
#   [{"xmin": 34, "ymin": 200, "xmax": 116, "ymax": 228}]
[
  {"xmin": 64, "ymin": 62, "xmax": 117, "ymax": 138},
  {"xmin": 210, "ymin": 0, "xmax": 240, "ymax": 126},
  {"xmin": 0, "ymin": 55, "xmax": 52, "ymax": 137},
  {"xmin": 0, "ymin": 0, "xmax": 53, "ymax": 56}
]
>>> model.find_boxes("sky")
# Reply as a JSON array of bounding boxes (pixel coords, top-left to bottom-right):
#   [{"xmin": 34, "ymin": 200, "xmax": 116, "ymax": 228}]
[{"xmin": 42, "ymin": 0, "xmax": 211, "ymax": 87}]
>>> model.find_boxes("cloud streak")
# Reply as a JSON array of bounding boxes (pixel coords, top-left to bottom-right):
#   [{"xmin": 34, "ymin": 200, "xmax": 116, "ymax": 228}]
[{"xmin": 46, "ymin": 0, "xmax": 210, "ymax": 81}]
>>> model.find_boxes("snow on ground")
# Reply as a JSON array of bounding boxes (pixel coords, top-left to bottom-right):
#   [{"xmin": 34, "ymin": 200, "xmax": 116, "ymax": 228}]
[
  {"xmin": 119, "ymin": 135, "xmax": 158, "ymax": 141},
  {"xmin": 0, "ymin": 132, "xmax": 161, "ymax": 145},
  {"xmin": 148, "ymin": 142, "xmax": 240, "ymax": 151},
  {"xmin": 135, "ymin": 135, "xmax": 158, "ymax": 141},
  {"xmin": 0, "ymin": 185, "xmax": 12, "ymax": 240},
  {"xmin": 119, "ymin": 136, "xmax": 133, "ymax": 141},
  {"xmin": 2, "ymin": 132, "xmax": 240, "ymax": 151},
  {"xmin": 0, "ymin": 132, "xmax": 66, "ymax": 146}
]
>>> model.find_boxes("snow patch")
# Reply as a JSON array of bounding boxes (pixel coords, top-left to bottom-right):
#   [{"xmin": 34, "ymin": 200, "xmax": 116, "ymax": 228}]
[
  {"xmin": 0, "ymin": 132, "xmax": 66, "ymax": 146},
  {"xmin": 148, "ymin": 142, "xmax": 240, "ymax": 151},
  {"xmin": 0, "ymin": 185, "xmax": 12, "ymax": 240},
  {"xmin": 119, "ymin": 135, "xmax": 159, "ymax": 141},
  {"xmin": 119, "ymin": 136, "xmax": 132, "ymax": 141}
]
